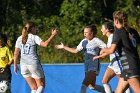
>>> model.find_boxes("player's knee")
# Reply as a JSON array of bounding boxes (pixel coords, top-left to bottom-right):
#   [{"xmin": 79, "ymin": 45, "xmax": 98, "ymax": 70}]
[
  {"xmin": 116, "ymin": 87, "xmax": 125, "ymax": 93},
  {"xmin": 38, "ymin": 79, "xmax": 45, "ymax": 87},
  {"xmin": 89, "ymin": 84, "xmax": 95, "ymax": 90},
  {"xmin": 82, "ymin": 79, "xmax": 95, "ymax": 87},
  {"xmin": 82, "ymin": 80, "xmax": 88, "ymax": 87},
  {"xmin": 102, "ymin": 79, "xmax": 107, "ymax": 84},
  {"xmin": 83, "ymin": 78, "xmax": 95, "ymax": 86},
  {"xmin": 30, "ymin": 85, "xmax": 38, "ymax": 90}
]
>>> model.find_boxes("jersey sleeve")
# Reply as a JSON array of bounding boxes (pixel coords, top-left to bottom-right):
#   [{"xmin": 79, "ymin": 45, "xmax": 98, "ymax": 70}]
[
  {"xmin": 76, "ymin": 40, "xmax": 84, "ymax": 51},
  {"xmin": 112, "ymin": 30, "xmax": 121, "ymax": 44},
  {"xmin": 96, "ymin": 38, "xmax": 106, "ymax": 48},
  {"xmin": 34, "ymin": 35, "xmax": 42, "ymax": 45},
  {"xmin": 15, "ymin": 36, "xmax": 21, "ymax": 48}
]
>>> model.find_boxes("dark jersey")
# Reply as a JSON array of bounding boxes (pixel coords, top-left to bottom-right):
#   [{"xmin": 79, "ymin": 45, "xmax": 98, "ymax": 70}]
[
  {"xmin": 128, "ymin": 27, "xmax": 140, "ymax": 45},
  {"xmin": 112, "ymin": 28, "xmax": 140, "ymax": 71}
]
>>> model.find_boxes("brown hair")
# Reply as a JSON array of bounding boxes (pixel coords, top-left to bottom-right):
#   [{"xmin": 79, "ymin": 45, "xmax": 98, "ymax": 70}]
[
  {"xmin": 85, "ymin": 24, "xmax": 97, "ymax": 36},
  {"xmin": 113, "ymin": 10, "xmax": 128, "ymax": 31},
  {"xmin": 103, "ymin": 22, "xmax": 114, "ymax": 33},
  {"xmin": 22, "ymin": 21, "xmax": 35, "ymax": 44}
]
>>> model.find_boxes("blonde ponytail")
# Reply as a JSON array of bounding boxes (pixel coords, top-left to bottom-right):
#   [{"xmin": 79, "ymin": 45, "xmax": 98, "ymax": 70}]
[
  {"xmin": 22, "ymin": 21, "xmax": 35, "ymax": 44},
  {"xmin": 22, "ymin": 27, "xmax": 28, "ymax": 45}
]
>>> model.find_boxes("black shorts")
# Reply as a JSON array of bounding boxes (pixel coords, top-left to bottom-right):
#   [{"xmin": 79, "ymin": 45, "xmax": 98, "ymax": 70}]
[
  {"xmin": 0, "ymin": 66, "xmax": 12, "ymax": 82},
  {"xmin": 121, "ymin": 69, "xmax": 140, "ymax": 81}
]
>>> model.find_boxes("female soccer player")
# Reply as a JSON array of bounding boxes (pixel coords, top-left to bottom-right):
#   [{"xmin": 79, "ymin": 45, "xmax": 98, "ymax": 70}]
[
  {"xmin": 55, "ymin": 24, "xmax": 106, "ymax": 93},
  {"xmin": 94, "ymin": 22, "xmax": 131, "ymax": 93},
  {"xmin": 0, "ymin": 33, "xmax": 13, "ymax": 93},
  {"xmin": 99, "ymin": 10, "xmax": 140, "ymax": 93},
  {"xmin": 14, "ymin": 21, "xmax": 57, "ymax": 93}
]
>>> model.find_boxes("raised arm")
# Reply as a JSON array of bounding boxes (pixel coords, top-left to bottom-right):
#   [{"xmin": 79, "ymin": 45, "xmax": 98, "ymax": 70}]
[{"xmin": 40, "ymin": 28, "xmax": 58, "ymax": 47}]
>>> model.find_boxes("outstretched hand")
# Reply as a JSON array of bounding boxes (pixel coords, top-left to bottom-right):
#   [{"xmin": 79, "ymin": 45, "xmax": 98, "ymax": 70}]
[{"xmin": 55, "ymin": 42, "xmax": 64, "ymax": 49}]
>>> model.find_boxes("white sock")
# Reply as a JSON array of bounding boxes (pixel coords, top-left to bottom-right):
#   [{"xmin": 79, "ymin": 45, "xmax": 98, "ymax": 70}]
[
  {"xmin": 80, "ymin": 84, "xmax": 87, "ymax": 93},
  {"xmin": 91, "ymin": 84, "xmax": 105, "ymax": 93},
  {"xmin": 125, "ymin": 88, "xmax": 131, "ymax": 93},
  {"xmin": 36, "ymin": 86, "xmax": 44, "ymax": 93},
  {"xmin": 103, "ymin": 84, "xmax": 112, "ymax": 93},
  {"xmin": 31, "ymin": 90, "xmax": 36, "ymax": 93}
]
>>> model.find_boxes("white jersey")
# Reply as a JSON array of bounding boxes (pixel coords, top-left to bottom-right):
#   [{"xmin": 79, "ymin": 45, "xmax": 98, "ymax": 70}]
[
  {"xmin": 107, "ymin": 34, "xmax": 122, "ymax": 74},
  {"xmin": 107, "ymin": 34, "xmax": 119, "ymax": 61},
  {"xmin": 76, "ymin": 37, "xmax": 106, "ymax": 72},
  {"xmin": 77, "ymin": 37, "xmax": 106, "ymax": 59},
  {"xmin": 15, "ymin": 34, "xmax": 42, "ymax": 66}
]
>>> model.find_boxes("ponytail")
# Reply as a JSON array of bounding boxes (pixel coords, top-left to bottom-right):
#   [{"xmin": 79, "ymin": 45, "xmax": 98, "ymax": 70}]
[
  {"xmin": 22, "ymin": 27, "xmax": 28, "ymax": 45},
  {"xmin": 22, "ymin": 21, "xmax": 35, "ymax": 45}
]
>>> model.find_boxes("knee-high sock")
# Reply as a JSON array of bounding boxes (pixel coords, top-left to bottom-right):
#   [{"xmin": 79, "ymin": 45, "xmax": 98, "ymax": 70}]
[
  {"xmin": 91, "ymin": 85, "xmax": 105, "ymax": 93},
  {"xmin": 80, "ymin": 84, "xmax": 87, "ymax": 93},
  {"xmin": 36, "ymin": 86, "xmax": 44, "ymax": 93},
  {"xmin": 31, "ymin": 90, "xmax": 36, "ymax": 93},
  {"xmin": 103, "ymin": 84, "xmax": 112, "ymax": 93},
  {"xmin": 125, "ymin": 88, "xmax": 131, "ymax": 93}
]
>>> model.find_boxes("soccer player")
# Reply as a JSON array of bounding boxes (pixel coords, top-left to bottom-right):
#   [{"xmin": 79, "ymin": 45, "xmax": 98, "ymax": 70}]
[
  {"xmin": 55, "ymin": 24, "xmax": 106, "ymax": 93},
  {"xmin": 0, "ymin": 33, "xmax": 13, "ymax": 93},
  {"xmin": 94, "ymin": 22, "xmax": 131, "ymax": 93},
  {"xmin": 14, "ymin": 21, "xmax": 57, "ymax": 93},
  {"xmin": 99, "ymin": 10, "xmax": 140, "ymax": 93}
]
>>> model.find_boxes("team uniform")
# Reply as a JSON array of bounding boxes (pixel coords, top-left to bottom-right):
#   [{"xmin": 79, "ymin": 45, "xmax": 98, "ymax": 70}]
[
  {"xmin": 107, "ymin": 34, "xmax": 122, "ymax": 74},
  {"xmin": 112, "ymin": 28, "xmax": 140, "ymax": 80},
  {"xmin": 15, "ymin": 34, "xmax": 44, "ymax": 79},
  {"xmin": 0, "ymin": 46, "xmax": 13, "ymax": 92},
  {"xmin": 76, "ymin": 37, "xmax": 106, "ymax": 74},
  {"xmin": 0, "ymin": 46, "xmax": 13, "ymax": 82}
]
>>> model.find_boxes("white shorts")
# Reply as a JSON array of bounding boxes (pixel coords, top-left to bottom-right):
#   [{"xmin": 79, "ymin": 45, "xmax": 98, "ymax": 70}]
[
  {"xmin": 20, "ymin": 64, "xmax": 45, "ymax": 79},
  {"xmin": 108, "ymin": 60, "xmax": 122, "ymax": 75}
]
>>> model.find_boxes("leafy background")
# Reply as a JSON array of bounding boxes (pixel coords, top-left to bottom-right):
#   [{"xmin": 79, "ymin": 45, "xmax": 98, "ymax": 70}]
[{"xmin": 0, "ymin": 0, "xmax": 140, "ymax": 63}]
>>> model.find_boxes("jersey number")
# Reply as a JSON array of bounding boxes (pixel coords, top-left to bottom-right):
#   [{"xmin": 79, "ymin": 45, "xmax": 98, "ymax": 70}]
[
  {"xmin": 22, "ymin": 44, "xmax": 31, "ymax": 54},
  {"xmin": 129, "ymin": 34, "xmax": 136, "ymax": 47}
]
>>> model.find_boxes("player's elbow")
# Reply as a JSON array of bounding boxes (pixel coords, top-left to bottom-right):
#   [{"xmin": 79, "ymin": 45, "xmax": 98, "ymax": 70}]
[
  {"xmin": 73, "ymin": 49, "xmax": 79, "ymax": 53},
  {"xmin": 73, "ymin": 51, "xmax": 78, "ymax": 53}
]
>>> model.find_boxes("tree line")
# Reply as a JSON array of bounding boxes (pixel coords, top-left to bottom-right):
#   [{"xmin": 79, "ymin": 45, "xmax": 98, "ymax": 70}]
[{"xmin": 0, "ymin": 0, "xmax": 140, "ymax": 63}]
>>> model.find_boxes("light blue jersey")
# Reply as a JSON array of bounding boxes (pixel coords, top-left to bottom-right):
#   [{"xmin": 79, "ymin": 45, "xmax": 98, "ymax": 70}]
[
  {"xmin": 15, "ymin": 34, "xmax": 42, "ymax": 66},
  {"xmin": 76, "ymin": 37, "xmax": 106, "ymax": 73}
]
